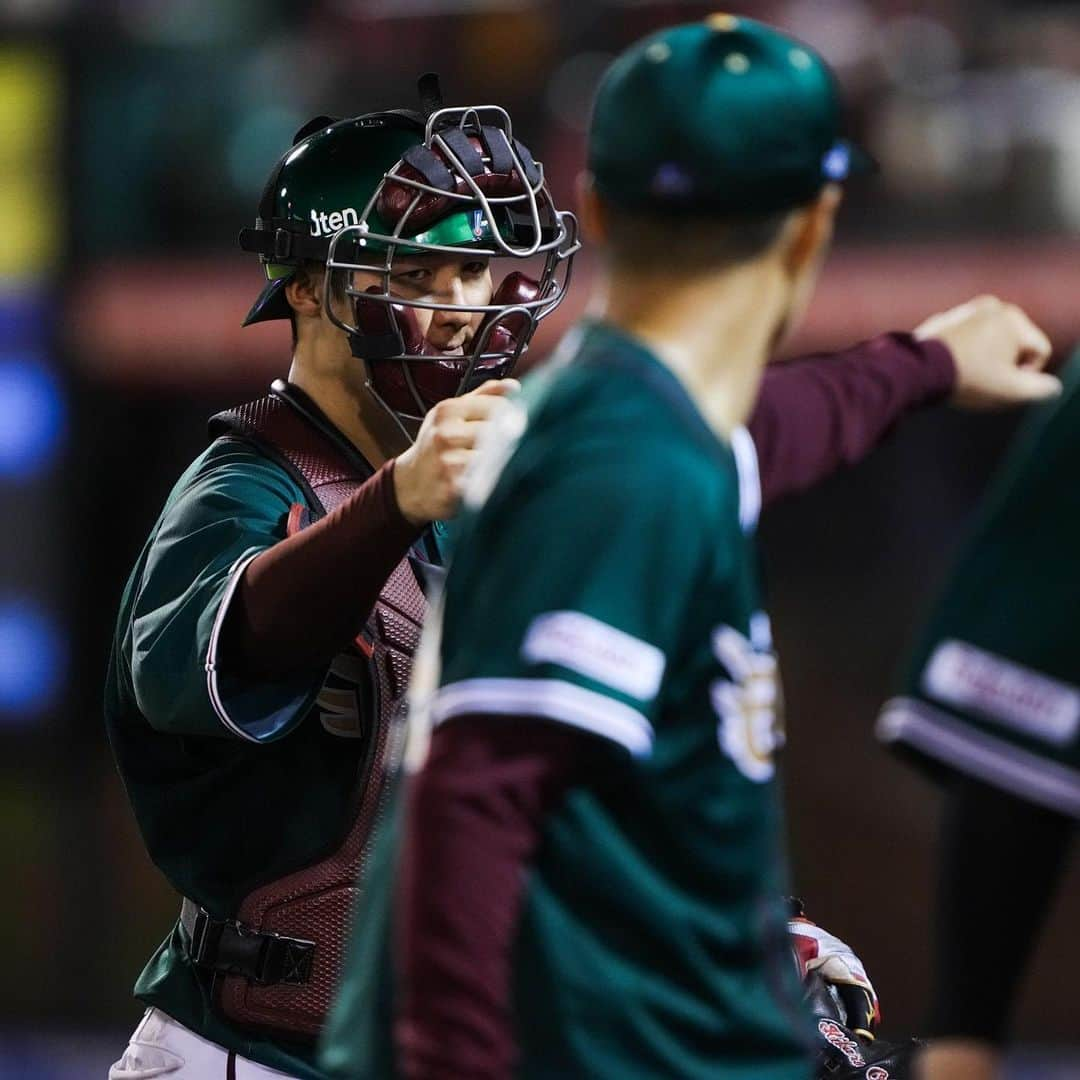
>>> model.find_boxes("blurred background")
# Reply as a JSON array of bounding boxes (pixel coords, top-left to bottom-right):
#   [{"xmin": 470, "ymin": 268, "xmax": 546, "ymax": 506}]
[{"xmin": 2, "ymin": 0, "xmax": 1079, "ymax": 1075}]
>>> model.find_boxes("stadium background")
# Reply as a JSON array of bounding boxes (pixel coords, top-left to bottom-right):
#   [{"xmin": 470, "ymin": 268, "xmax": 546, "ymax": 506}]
[{"xmin": 1, "ymin": 0, "xmax": 1078, "ymax": 1074}]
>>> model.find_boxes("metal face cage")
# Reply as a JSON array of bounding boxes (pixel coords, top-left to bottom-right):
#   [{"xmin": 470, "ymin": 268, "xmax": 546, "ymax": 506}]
[{"xmin": 324, "ymin": 105, "xmax": 580, "ymax": 439}]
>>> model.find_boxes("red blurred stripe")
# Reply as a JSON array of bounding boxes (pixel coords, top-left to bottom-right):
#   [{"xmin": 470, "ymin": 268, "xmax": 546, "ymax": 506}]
[{"xmin": 68, "ymin": 241, "xmax": 1080, "ymax": 389}]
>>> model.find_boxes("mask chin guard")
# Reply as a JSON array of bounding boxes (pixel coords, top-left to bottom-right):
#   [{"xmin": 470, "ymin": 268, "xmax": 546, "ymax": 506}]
[{"xmin": 349, "ymin": 273, "xmax": 541, "ymax": 442}]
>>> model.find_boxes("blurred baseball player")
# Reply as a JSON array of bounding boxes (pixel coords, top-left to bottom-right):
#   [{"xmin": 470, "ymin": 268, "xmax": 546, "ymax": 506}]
[
  {"xmin": 879, "ymin": 353, "xmax": 1080, "ymax": 1080},
  {"xmin": 319, "ymin": 18, "xmax": 1058, "ymax": 1080}
]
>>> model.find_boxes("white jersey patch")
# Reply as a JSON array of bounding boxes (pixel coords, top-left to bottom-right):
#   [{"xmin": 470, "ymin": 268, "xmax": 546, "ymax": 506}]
[
  {"xmin": 923, "ymin": 639, "xmax": 1080, "ymax": 746},
  {"xmin": 522, "ymin": 610, "xmax": 666, "ymax": 702}
]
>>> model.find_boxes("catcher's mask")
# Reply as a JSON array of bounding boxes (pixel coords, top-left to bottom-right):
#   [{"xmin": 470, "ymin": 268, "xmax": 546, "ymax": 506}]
[
  {"xmin": 326, "ymin": 103, "xmax": 579, "ymax": 438},
  {"xmin": 239, "ymin": 80, "xmax": 579, "ymax": 440}
]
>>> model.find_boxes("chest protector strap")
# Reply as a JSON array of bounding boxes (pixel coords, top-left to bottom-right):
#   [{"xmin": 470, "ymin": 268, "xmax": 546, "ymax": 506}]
[{"xmin": 192, "ymin": 379, "xmax": 426, "ymax": 1039}]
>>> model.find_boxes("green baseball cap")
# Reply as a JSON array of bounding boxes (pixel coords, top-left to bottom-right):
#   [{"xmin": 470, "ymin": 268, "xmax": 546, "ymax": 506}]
[{"xmin": 588, "ymin": 14, "xmax": 874, "ymax": 216}]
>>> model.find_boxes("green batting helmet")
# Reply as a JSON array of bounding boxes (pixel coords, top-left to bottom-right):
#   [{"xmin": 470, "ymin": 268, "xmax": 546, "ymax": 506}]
[
  {"xmin": 238, "ymin": 94, "xmax": 579, "ymax": 437},
  {"xmin": 239, "ymin": 111, "xmax": 466, "ymax": 325}
]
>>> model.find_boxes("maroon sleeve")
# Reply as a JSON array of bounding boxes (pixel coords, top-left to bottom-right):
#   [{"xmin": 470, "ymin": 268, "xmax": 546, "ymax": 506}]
[
  {"xmin": 223, "ymin": 459, "xmax": 422, "ymax": 678},
  {"xmin": 395, "ymin": 716, "xmax": 597, "ymax": 1080},
  {"xmin": 750, "ymin": 333, "xmax": 955, "ymax": 506}
]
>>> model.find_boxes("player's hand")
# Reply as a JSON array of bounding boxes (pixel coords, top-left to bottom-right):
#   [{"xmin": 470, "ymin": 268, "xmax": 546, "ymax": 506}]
[
  {"xmin": 917, "ymin": 1040, "xmax": 999, "ymax": 1080},
  {"xmin": 392, "ymin": 379, "xmax": 520, "ymax": 526},
  {"xmin": 914, "ymin": 295, "xmax": 1060, "ymax": 410},
  {"xmin": 789, "ymin": 904, "xmax": 880, "ymax": 1036}
]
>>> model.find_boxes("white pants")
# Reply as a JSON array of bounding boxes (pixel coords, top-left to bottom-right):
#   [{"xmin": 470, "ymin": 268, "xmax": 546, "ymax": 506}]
[{"xmin": 109, "ymin": 1008, "xmax": 301, "ymax": 1078}]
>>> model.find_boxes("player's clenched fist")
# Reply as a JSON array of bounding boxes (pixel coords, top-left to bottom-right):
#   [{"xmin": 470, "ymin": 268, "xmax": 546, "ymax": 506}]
[
  {"xmin": 392, "ymin": 378, "xmax": 520, "ymax": 525},
  {"xmin": 914, "ymin": 295, "xmax": 1060, "ymax": 409}
]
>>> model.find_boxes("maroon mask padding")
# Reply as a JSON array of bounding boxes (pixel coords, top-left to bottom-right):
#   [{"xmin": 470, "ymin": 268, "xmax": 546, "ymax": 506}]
[
  {"xmin": 377, "ymin": 127, "xmax": 542, "ymax": 235},
  {"xmin": 475, "ymin": 271, "xmax": 536, "ymax": 354},
  {"xmin": 357, "ymin": 273, "xmax": 540, "ymax": 416}
]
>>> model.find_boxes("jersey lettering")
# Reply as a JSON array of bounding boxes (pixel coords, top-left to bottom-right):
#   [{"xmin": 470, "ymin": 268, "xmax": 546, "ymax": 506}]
[{"xmin": 710, "ymin": 622, "xmax": 784, "ymax": 782}]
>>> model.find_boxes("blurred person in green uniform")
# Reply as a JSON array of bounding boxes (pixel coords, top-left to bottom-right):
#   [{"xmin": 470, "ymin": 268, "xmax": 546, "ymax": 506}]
[
  {"xmin": 879, "ymin": 352, "xmax": 1080, "ymax": 1080},
  {"xmin": 320, "ymin": 17, "xmax": 1057, "ymax": 1080}
]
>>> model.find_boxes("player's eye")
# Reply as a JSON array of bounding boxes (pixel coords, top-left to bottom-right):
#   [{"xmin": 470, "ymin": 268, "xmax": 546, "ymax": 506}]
[
  {"xmin": 393, "ymin": 268, "xmax": 431, "ymax": 286},
  {"xmin": 463, "ymin": 260, "xmax": 488, "ymax": 277}
]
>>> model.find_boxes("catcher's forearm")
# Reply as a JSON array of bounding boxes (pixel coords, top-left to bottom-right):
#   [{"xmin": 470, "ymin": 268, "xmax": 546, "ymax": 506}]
[
  {"xmin": 749, "ymin": 332, "xmax": 954, "ymax": 506},
  {"xmin": 223, "ymin": 459, "xmax": 420, "ymax": 678}
]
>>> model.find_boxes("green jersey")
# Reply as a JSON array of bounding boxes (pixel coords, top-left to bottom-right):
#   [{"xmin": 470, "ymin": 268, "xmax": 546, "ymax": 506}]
[
  {"xmin": 879, "ymin": 350, "xmax": 1080, "ymax": 818},
  {"xmin": 322, "ymin": 322, "xmax": 812, "ymax": 1079},
  {"xmin": 106, "ymin": 437, "xmax": 390, "ymax": 1079}
]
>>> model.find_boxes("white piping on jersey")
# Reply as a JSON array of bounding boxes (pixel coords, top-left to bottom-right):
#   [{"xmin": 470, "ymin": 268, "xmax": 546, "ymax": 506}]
[
  {"xmin": 404, "ymin": 590, "xmax": 446, "ymax": 775},
  {"xmin": 522, "ymin": 611, "xmax": 666, "ymax": 702},
  {"xmin": 546, "ymin": 324, "xmax": 587, "ymax": 373},
  {"xmin": 205, "ymin": 548, "xmax": 265, "ymax": 744},
  {"xmin": 730, "ymin": 425, "xmax": 761, "ymax": 533},
  {"xmin": 432, "ymin": 677, "xmax": 654, "ymax": 757},
  {"xmin": 878, "ymin": 697, "xmax": 1080, "ymax": 820}
]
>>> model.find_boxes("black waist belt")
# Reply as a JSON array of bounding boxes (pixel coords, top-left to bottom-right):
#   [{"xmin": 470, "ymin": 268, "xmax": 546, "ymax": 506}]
[{"xmin": 179, "ymin": 898, "xmax": 315, "ymax": 987}]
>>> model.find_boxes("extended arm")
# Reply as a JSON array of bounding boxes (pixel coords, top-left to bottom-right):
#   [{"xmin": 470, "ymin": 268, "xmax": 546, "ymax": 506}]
[
  {"xmin": 929, "ymin": 776, "xmax": 1074, "ymax": 1046},
  {"xmin": 395, "ymin": 717, "xmax": 595, "ymax": 1080},
  {"xmin": 749, "ymin": 334, "xmax": 954, "ymax": 506},
  {"xmin": 751, "ymin": 296, "xmax": 1058, "ymax": 507}
]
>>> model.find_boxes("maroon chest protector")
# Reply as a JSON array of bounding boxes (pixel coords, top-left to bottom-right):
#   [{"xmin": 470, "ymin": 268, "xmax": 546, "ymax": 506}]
[{"xmin": 206, "ymin": 380, "xmax": 425, "ymax": 1038}]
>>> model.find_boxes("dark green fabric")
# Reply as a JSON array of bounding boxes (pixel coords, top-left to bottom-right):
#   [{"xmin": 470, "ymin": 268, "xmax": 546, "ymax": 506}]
[
  {"xmin": 105, "ymin": 438, "xmax": 370, "ymax": 1078},
  {"xmin": 890, "ymin": 350, "xmax": 1080, "ymax": 814},
  {"xmin": 589, "ymin": 16, "xmax": 868, "ymax": 215},
  {"xmin": 321, "ymin": 322, "xmax": 812, "ymax": 1078}
]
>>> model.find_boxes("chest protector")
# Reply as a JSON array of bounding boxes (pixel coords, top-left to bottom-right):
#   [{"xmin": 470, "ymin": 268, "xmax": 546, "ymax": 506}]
[{"xmin": 206, "ymin": 380, "xmax": 426, "ymax": 1038}]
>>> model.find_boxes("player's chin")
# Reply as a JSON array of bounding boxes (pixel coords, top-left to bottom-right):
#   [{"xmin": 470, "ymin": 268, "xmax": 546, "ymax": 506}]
[{"xmin": 427, "ymin": 336, "xmax": 471, "ymax": 358}]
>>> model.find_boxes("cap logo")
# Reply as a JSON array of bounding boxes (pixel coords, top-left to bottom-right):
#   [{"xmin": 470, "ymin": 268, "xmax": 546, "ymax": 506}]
[
  {"xmin": 822, "ymin": 143, "xmax": 851, "ymax": 181},
  {"xmin": 651, "ymin": 163, "xmax": 694, "ymax": 198}
]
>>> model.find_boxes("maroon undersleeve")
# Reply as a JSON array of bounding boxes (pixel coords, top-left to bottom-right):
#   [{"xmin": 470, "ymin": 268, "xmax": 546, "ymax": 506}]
[
  {"xmin": 750, "ymin": 333, "xmax": 955, "ymax": 506},
  {"xmin": 224, "ymin": 460, "xmax": 422, "ymax": 679},
  {"xmin": 222, "ymin": 334, "xmax": 951, "ymax": 678},
  {"xmin": 395, "ymin": 717, "xmax": 597, "ymax": 1080}
]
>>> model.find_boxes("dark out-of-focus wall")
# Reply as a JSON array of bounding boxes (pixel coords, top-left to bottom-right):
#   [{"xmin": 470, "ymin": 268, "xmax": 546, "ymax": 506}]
[{"xmin": 2, "ymin": 0, "xmax": 1079, "ymax": 1056}]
